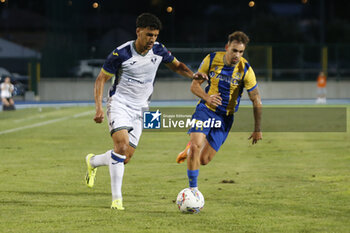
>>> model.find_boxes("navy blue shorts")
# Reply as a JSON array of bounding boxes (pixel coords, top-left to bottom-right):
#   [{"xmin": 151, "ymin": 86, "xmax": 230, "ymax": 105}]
[{"xmin": 188, "ymin": 103, "xmax": 234, "ymax": 151}]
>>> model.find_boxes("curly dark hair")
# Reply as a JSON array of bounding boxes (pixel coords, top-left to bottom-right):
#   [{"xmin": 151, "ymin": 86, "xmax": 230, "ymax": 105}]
[
  {"xmin": 228, "ymin": 31, "xmax": 250, "ymax": 46},
  {"xmin": 136, "ymin": 13, "xmax": 162, "ymax": 30}
]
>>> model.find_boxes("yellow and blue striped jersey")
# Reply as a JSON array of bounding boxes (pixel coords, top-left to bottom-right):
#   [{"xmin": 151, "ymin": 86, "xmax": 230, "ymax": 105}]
[{"xmin": 198, "ymin": 51, "xmax": 257, "ymax": 115}]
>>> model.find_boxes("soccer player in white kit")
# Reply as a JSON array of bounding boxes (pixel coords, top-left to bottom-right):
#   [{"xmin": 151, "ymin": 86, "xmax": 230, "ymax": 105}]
[{"xmin": 85, "ymin": 13, "xmax": 207, "ymax": 210}]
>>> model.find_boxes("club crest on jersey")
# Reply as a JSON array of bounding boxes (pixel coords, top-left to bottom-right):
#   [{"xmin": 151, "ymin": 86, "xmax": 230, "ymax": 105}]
[
  {"xmin": 109, "ymin": 120, "xmax": 115, "ymax": 127},
  {"xmin": 209, "ymin": 71, "xmax": 216, "ymax": 78},
  {"xmin": 234, "ymin": 73, "xmax": 242, "ymax": 80},
  {"xmin": 151, "ymin": 57, "xmax": 157, "ymax": 64},
  {"xmin": 231, "ymin": 73, "xmax": 242, "ymax": 85}
]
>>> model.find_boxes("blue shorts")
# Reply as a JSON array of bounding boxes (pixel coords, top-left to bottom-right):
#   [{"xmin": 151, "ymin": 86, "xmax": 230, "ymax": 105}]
[{"xmin": 188, "ymin": 103, "xmax": 234, "ymax": 151}]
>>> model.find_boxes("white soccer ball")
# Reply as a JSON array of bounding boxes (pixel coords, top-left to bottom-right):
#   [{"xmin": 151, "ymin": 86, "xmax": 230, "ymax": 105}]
[{"xmin": 176, "ymin": 188, "xmax": 205, "ymax": 213}]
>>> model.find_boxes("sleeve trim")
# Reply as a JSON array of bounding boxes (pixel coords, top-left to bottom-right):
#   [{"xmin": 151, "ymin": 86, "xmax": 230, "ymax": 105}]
[
  {"xmin": 101, "ymin": 68, "xmax": 114, "ymax": 77},
  {"xmin": 247, "ymin": 83, "xmax": 258, "ymax": 92},
  {"xmin": 167, "ymin": 57, "xmax": 177, "ymax": 64}
]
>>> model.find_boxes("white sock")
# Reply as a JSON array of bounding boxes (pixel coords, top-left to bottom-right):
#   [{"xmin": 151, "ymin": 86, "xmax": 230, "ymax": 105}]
[
  {"xmin": 90, "ymin": 150, "xmax": 111, "ymax": 167},
  {"xmin": 109, "ymin": 151, "xmax": 126, "ymax": 201}
]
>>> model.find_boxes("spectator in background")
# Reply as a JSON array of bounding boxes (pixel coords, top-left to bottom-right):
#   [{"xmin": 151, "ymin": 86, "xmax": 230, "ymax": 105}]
[
  {"xmin": 1, "ymin": 76, "xmax": 16, "ymax": 111},
  {"xmin": 316, "ymin": 71, "xmax": 327, "ymax": 104}
]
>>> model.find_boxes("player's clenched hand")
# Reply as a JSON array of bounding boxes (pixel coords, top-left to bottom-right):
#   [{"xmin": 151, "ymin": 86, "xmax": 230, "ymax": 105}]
[
  {"xmin": 206, "ymin": 93, "xmax": 222, "ymax": 108},
  {"xmin": 248, "ymin": 131, "xmax": 262, "ymax": 145},
  {"xmin": 193, "ymin": 72, "xmax": 208, "ymax": 80},
  {"xmin": 94, "ymin": 109, "xmax": 104, "ymax": 123}
]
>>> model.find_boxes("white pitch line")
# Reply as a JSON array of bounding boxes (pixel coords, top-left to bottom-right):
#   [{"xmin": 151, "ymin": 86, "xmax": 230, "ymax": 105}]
[
  {"xmin": 0, "ymin": 110, "xmax": 94, "ymax": 135},
  {"xmin": 13, "ymin": 114, "xmax": 46, "ymax": 123}
]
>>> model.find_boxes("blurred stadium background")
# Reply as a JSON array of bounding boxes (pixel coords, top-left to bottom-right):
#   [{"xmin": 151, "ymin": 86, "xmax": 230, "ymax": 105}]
[
  {"xmin": 0, "ymin": 0, "xmax": 349, "ymax": 103},
  {"xmin": 1, "ymin": 2, "xmax": 350, "ymax": 232}
]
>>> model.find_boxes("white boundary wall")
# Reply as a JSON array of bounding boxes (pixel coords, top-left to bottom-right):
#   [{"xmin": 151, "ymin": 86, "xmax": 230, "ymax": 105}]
[{"xmin": 38, "ymin": 78, "xmax": 350, "ymax": 101}]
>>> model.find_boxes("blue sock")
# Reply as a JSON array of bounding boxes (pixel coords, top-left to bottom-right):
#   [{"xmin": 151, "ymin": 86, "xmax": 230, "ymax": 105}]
[
  {"xmin": 187, "ymin": 169, "xmax": 199, "ymax": 188},
  {"xmin": 111, "ymin": 151, "xmax": 126, "ymax": 163}
]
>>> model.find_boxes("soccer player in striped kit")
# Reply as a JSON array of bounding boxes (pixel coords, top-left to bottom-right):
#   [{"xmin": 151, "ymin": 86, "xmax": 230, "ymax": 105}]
[{"xmin": 176, "ymin": 31, "xmax": 262, "ymax": 193}]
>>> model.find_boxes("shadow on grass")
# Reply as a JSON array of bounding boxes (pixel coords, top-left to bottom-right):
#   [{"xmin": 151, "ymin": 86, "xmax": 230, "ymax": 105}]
[
  {"xmin": 0, "ymin": 200, "xmax": 107, "ymax": 209},
  {"xmin": 0, "ymin": 190, "xmax": 110, "ymax": 196}
]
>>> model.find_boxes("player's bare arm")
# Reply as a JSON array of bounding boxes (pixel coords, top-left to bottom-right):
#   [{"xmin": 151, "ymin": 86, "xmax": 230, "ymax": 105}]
[
  {"xmin": 94, "ymin": 71, "xmax": 113, "ymax": 123},
  {"xmin": 165, "ymin": 59, "xmax": 208, "ymax": 80},
  {"xmin": 190, "ymin": 79, "xmax": 222, "ymax": 108},
  {"xmin": 248, "ymin": 87, "xmax": 262, "ymax": 144}
]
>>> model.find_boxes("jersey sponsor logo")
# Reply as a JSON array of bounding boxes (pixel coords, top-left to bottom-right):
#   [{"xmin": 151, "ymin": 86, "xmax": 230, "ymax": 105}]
[
  {"xmin": 143, "ymin": 110, "xmax": 161, "ymax": 129},
  {"xmin": 216, "ymin": 73, "xmax": 241, "ymax": 85},
  {"xmin": 127, "ymin": 78, "xmax": 144, "ymax": 84}
]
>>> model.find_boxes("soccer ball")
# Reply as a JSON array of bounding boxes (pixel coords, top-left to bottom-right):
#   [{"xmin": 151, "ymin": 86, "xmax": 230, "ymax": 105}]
[{"xmin": 176, "ymin": 188, "xmax": 205, "ymax": 213}]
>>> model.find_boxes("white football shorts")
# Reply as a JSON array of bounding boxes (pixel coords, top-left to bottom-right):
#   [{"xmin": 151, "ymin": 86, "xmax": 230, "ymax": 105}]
[{"xmin": 106, "ymin": 99, "xmax": 144, "ymax": 148}]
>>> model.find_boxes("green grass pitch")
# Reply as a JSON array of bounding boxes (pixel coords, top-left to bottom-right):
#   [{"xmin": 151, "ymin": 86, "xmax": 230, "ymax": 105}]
[{"xmin": 0, "ymin": 106, "xmax": 349, "ymax": 232}]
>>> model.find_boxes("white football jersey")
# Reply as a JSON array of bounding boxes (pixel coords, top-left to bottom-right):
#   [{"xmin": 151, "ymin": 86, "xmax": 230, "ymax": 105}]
[
  {"xmin": 102, "ymin": 41, "xmax": 175, "ymax": 109},
  {"xmin": 0, "ymin": 83, "xmax": 14, "ymax": 98}
]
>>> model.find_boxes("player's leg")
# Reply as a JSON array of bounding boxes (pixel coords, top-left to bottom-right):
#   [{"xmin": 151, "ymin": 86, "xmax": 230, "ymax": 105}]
[
  {"xmin": 109, "ymin": 141, "xmax": 136, "ymax": 210},
  {"xmin": 85, "ymin": 153, "xmax": 100, "ymax": 188},
  {"xmin": 109, "ymin": 129, "xmax": 129, "ymax": 210},
  {"xmin": 2, "ymin": 97, "xmax": 10, "ymax": 106},
  {"xmin": 85, "ymin": 147, "xmax": 117, "ymax": 188},
  {"xmin": 179, "ymin": 133, "xmax": 218, "ymax": 167},
  {"xmin": 321, "ymin": 88, "xmax": 327, "ymax": 103},
  {"xmin": 316, "ymin": 88, "xmax": 327, "ymax": 104},
  {"xmin": 124, "ymin": 146, "xmax": 135, "ymax": 164},
  {"xmin": 199, "ymin": 141, "xmax": 217, "ymax": 165},
  {"xmin": 85, "ymin": 138, "xmax": 124, "ymax": 188},
  {"xmin": 176, "ymin": 141, "xmax": 191, "ymax": 163},
  {"xmin": 187, "ymin": 132, "xmax": 207, "ymax": 190},
  {"xmin": 91, "ymin": 141, "xmax": 132, "ymax": 167},
  {"xmin": 109, "ymin": 112, "xmax": 142, "ymax": 210},
  {"xmin": 85, "ymin": 129, "xmax": 129, "ymax": 190},
  {"xmin": 9, "ymin": 98, "xmax": 15, "ymax": 106},
  {"xmin": 86, "ymin": 131, "xmax": 135, "ymax": 208},
  {"xmin": 112, "ymin": 128, "xmax": 129, "ymax": 155},
  {"xmin": 88, "ymin": 150, "xmax": 111, "ymax": 168},
  {"xmin": 199, "ymin": 114, "xmax": 233, "ymax": 165},
  {"xmin": 123, "ymin": 118, "xmax": 141, "ymax": 164},
  {"xmin": 177, "ymin": 103, "xmax": 212, "ymax": 164}
]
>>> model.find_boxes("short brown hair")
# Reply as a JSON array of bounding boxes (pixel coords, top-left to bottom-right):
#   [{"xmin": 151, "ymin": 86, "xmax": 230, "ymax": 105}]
[
  {"xmin": 136, "ymin": 13, "xmax": 162, "ymax": 30},
  {"xmin": 228, "ymin": 31, "xmax": 250, "ymax": 46}
]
